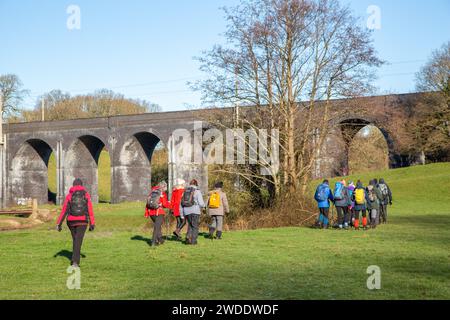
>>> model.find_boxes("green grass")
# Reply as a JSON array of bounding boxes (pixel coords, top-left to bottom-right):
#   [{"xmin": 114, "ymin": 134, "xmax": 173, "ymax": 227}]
[{"xmin": 1, "ymin": 163, "xmax": 449, "ymax": 299}]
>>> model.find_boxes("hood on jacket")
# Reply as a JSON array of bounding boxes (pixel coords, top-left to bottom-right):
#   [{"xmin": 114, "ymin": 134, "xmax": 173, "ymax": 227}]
[{"xmin": 69, "ymin": 185, "xmax": 87, "ymax": 194}]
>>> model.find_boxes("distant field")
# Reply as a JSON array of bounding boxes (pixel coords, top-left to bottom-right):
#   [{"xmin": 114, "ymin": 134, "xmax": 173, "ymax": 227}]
[{"xmin": 1, "ymin": 163, "xmax": 449, "ymax": 299}]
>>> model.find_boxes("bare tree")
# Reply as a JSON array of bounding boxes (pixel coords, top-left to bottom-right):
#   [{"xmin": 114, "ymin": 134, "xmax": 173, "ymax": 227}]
[
  {"xmin": 413, "ymin": 41, "xmax": 450, "ymax": 161},
  {"xmin": 0, "ymin": 74, "xmax": 28, "ymax": 117},
  {"xmin": 193, "ymin": 0, "xmax": 383, "ymax": 198}
]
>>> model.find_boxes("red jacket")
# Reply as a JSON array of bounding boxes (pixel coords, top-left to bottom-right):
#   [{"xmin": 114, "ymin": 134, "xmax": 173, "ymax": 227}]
[
  {"xmin": 145, "ymin": 186, "xmax": 170, "ymax": 217},
  {"xmin": 57, "ymin": 186, "xmax": 95, "ymax": 226},
  {"xmin": 170, "ymin": 187, "xmax": 185, "ymax": 217}
]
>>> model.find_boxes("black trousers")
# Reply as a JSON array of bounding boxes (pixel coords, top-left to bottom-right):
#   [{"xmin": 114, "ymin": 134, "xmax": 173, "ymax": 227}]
[
  {"xmin": 151, "ymin": 215, "xmax": 164, "ymax": 245},
  {"xmin": 176, "ymin": 216, "xmax": 187, "ymax": 231},
  {"xmin": 336, "ymin": 206, "xmax": 349, "ymax": 226},
  {"xmin": 380, "ymin": 204, "xmax": 388, "ymax": 223},
  {"xmin": 186, "ymin": 214, "xmax": 200, "ymax": 244},
  {"xmin": 69, "ymin": 224, "xmax": 87, "ymax": 265}
]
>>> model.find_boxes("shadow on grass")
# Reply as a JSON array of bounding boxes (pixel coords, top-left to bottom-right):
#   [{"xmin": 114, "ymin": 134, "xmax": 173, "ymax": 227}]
[
  {"xmin": 53, "ymin": 250, "xmax": 85, "ymax": 261},
  {"xmin": 393, "ymin": 214, "xmax": 450, "ymax": 226},
  {"xmin": 130, "ymin": 235, "xmax": 152, "ymax": 246}
]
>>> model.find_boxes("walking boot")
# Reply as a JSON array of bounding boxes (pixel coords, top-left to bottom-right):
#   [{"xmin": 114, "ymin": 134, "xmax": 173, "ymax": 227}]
[
  {"xmin": 209, "ymin": 227, "xmax": 216, "ymax": 239},
  {"xmin": 216, "ymin": 231, "xmax": 222, "ymax": 240}
]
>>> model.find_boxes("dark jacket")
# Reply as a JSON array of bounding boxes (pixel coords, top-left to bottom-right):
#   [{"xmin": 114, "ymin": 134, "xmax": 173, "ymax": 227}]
[
  {"xmin": 366, "ymin": 185, "xmax": 383, "ymax": 210},
  {"xmin": 352, "ymin": 183, "xmax": 368, "ymax": 211},
  {"xmin": 377, "ymin": 179, "xmax": 392, "ymax": 205}
]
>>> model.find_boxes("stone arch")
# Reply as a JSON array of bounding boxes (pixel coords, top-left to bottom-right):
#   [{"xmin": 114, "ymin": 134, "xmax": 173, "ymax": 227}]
[
  {"xmin": 315, "ymin": 116, "xmax": 399, "ymax": 178},
  {"xmin": 338, "ymin": 118, "xmax": 395, "ymax": 175},
  {"xmin": 112, "ymin": 131, "xmax": 163, "ymax": 203},
  {"xmin": 9, "ymin": 139, "xmax": 54, "ymax": 205},
  {"xmin": 64, "ymin": 135, "xmax": 107, "ymax": 203}
]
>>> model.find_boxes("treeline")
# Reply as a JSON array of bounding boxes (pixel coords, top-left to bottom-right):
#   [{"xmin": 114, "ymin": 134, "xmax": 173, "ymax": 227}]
[
  {"xmin": 2, "ymin": 86, "xmax": 161, "ymax": 123},
  {"xmin": 14, "ymin": 89, "xmax": 161, "ymax": 122}
]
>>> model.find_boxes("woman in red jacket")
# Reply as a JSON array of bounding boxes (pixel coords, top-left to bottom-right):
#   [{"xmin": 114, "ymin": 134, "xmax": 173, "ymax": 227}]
[
  {"xmin": 56, "ymin": 178, "xmax": 95, "ymax": 268},
  {"xmin": 171, "ymin": 179, "xmax": 186, "ymax": 240},
  {"xmin": 145, "ymin": 181, "xmax": 170, "ymax": 246}
]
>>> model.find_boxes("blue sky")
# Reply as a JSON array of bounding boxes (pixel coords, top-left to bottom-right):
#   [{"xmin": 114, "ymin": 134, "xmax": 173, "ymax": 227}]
[{"xmin": 1, "ymin": 0, "xmax": 449, "ymax": 111}]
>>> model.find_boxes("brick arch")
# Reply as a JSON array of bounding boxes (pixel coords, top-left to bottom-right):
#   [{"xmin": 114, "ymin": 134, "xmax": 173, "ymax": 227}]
[
  {"xmin": 63, "ymin": 135, "xmax": 107, "ymax": 203},
  {"xmin": 9, "ymin": 139, "xmax": 54, "ymax": 205},
  {"xmin": 338, "ymin": 118, "xmax": 398, "ymax": 167},
  {"xmin": 112, "ymin": 131, "xmax": 164, "ymax": 203}
]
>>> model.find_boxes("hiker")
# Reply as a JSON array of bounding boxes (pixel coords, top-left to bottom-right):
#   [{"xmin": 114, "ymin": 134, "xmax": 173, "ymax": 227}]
[
  {"xmin": 314, "ymin": 180, "xmax": 334, "ymax": 229},
  {"xmin": 56, "ymin": 178, "xmax": 95, "ymax": 268},
  {"xmin": 180, "ymin": 179, "xmax": 205, "ymax": 245},
  {"xmin": 171, "ymin": 178, "xmax": 186, "ymax": 240},
  {"xmin": 333, "ymin": 180, "xmax": 351, "ymax": 229},
  {"xmin": 347, "ymin": 181, "xmax": 356, "ymax": 227},
  {"xmin": 377, "ymin": 178, "xmax": 393, "ymax": 224},
  {"xmin": 366, "ymin": 180, "xmax": 383, "ymax": 229},
  {"xmin": 352, "ymin": 180, "xmax": 369, "ymax": 230},
  {"xmin": 207, "ymin": 181, "xmax": 230, "ymax": 239},
  {"xmin": 145, "ymin": 181, "xmax": 171, "ymax": 247}
]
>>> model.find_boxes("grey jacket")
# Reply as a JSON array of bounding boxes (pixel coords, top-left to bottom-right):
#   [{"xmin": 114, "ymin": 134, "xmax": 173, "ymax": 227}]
[
  {"xmin": 334, "ymin": 186, "xmax": 351, "ymax": 207},
  {"xmin": 207, "ymin": 188, "xmax": 230, "ymax": 216},
  {"xmin": 179, "ymin": 185, "xmax": 205, "ymax": 217}
]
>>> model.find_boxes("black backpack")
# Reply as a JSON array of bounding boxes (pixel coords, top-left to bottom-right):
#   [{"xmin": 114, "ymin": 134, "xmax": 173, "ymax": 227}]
[
  {"xmin": 146, "ymin": 189, "xmax": 162, "ymax": 210},
  {"xmin": 70, "ymin": 190, "xmax": 88, "ymax": 217},
  {"xmin": 181, "ymin": 187, "xmax": 196, "ymax": 208}
]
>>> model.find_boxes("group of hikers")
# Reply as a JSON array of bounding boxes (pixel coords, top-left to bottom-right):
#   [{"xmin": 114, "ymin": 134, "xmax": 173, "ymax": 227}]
[
  {"xmin": 144, "ymin": 178, "xmax": 229, "ymax": 247},
  {"xmin": 314, "ymin": 178, "xmax": 393, "ymax": 230},
  {"xmin": 56, "ymin": 177, "xmax": 229, "ymax": 268},
  {"xmin": 55, "ymin": 174, "xmax": 393, "ymax": 268}
]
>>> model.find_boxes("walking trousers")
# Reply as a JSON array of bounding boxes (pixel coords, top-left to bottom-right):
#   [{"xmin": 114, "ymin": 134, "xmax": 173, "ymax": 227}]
[
  {"xmin": 186, "ymin": 214, "xmax": 200, "ymax": 244},
  {"xmin": 176, "ymin": 216, "xmax": 187, "ymax": 231},
  {"xmin": 69, "ymin": 224, "xmax": 87, "ymax": 265},
  {"xmin": 380, "ymin": 204, "xmax": 388, "ymax": 223},
  {"xmin": 151, "ymin": 215, "xmax": 164, "ymax": 245},
  {"xmin": 336, "ymin": 206, "xmax": 349, "ymax": 227}
]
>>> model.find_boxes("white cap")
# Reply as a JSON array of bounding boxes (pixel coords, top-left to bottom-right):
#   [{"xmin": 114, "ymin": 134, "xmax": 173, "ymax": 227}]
[{"xmin": 175, "ymin": 178, "xmax": 186, "ymax": 187}]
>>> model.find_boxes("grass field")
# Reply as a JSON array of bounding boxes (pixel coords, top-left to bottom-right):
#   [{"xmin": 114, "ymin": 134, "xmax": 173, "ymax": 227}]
[{"xmin": 0, "ymin": 163, "xmax": 449, "ymax": 299}]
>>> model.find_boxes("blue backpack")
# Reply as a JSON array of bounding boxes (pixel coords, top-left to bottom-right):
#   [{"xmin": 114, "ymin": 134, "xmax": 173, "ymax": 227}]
[
  {"xmin": 315, "ymin": 184, "xmax": 328, "ymax": 202},
  {"xmin": 334, "ymin": 182, "xmax": 344, "ymax": 200}
]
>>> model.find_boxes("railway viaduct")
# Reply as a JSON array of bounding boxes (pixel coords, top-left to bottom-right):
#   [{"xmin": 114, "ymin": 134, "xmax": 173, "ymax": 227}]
[{"xmin": 0, "ymin": 93, "xmax": 421, "ymax": 207}]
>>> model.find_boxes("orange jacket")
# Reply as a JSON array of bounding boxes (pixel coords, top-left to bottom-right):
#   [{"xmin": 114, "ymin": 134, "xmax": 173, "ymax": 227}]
[{"xmin": 144, "ymin": 186, "xmax": 170, "ymax": 217}]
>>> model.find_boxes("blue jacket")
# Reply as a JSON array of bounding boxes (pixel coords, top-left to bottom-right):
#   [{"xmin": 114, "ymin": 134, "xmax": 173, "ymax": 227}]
[{"xmin": 315, "ymin": 183, "xmax": 334, "ymax": 208}]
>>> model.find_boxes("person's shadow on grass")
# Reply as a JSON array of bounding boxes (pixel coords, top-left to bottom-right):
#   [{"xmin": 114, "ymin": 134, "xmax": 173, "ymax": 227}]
[
  {"xmin": 131, "ymin": 234, "xmax": 183, "ymax": 246},
  {"xmin": 130, "ymin": 235, "xmax": 152, "ymax": 246},
  {"xmin": 53, "ymin": 250, "xmax": 86, "ymax": 261}
]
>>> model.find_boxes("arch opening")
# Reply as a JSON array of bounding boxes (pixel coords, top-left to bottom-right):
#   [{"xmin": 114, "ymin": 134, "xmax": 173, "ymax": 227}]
[
  {"xmin": 10, "ymin": 139, "xmax": 55, "ymax": 205},
  {"xmin": 64, "ymin": 135, "xmax": 106, "ymax": 204},
  {"xmin": 346, "ymin": 124, "xmax": 389, "ymax": 175}
]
